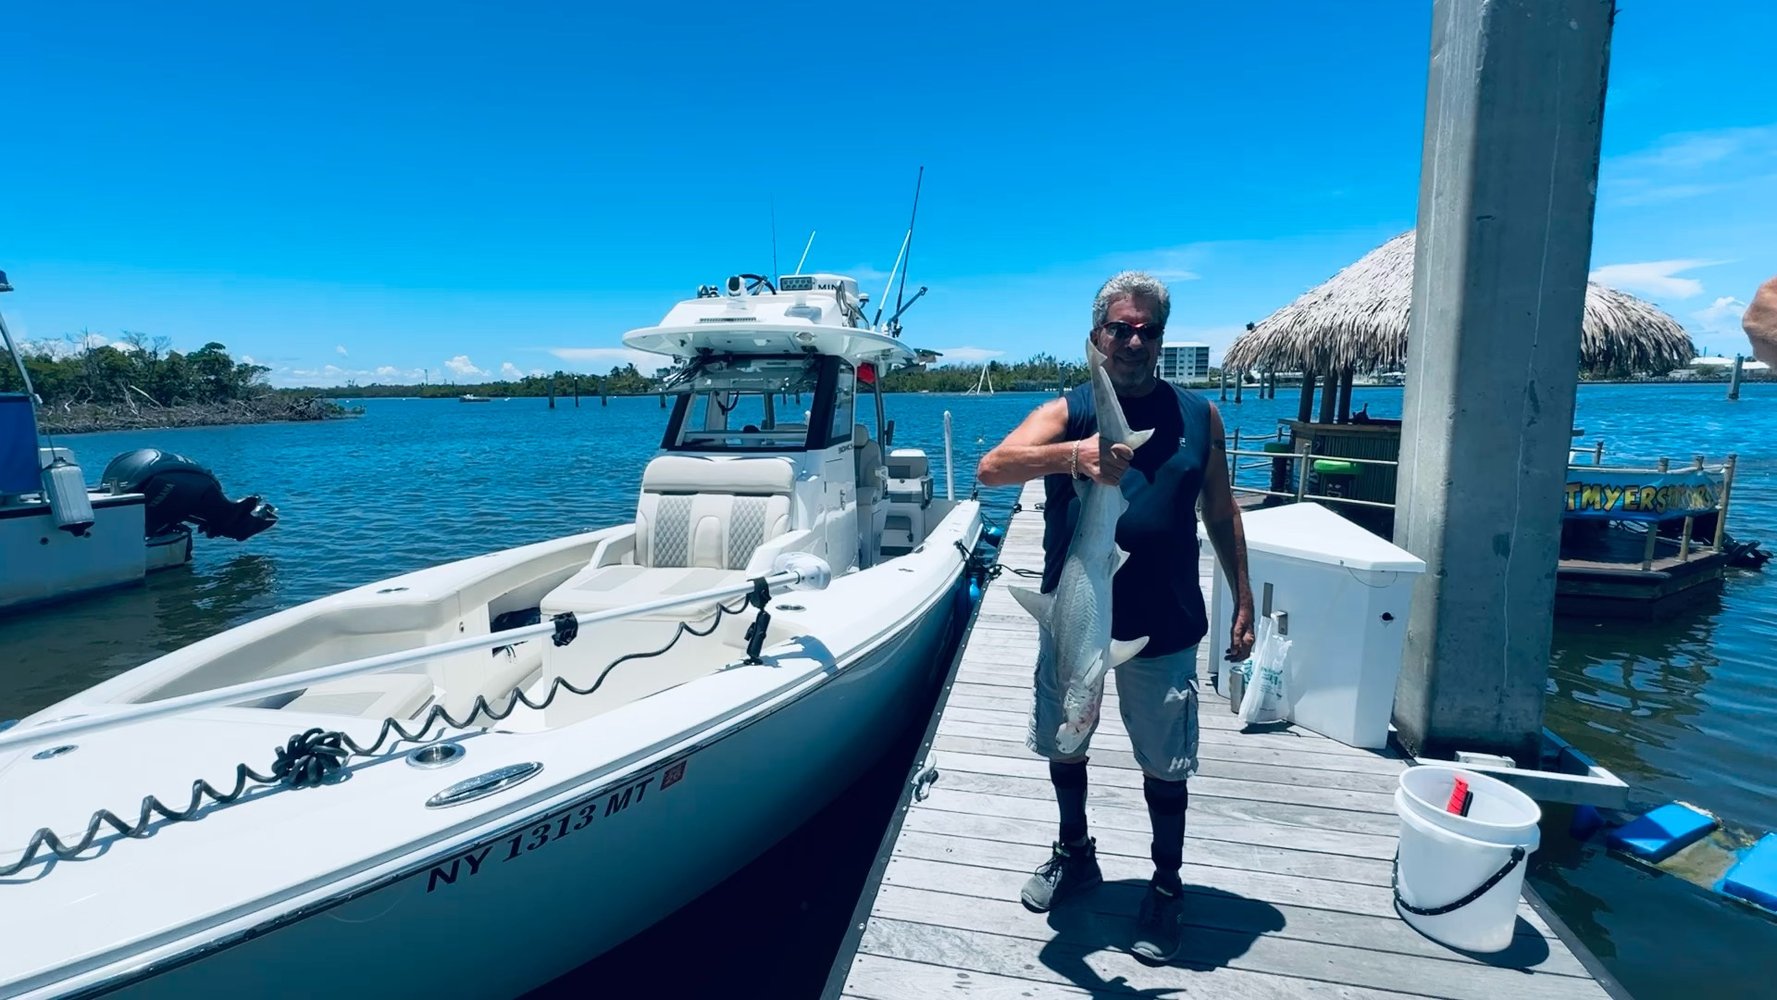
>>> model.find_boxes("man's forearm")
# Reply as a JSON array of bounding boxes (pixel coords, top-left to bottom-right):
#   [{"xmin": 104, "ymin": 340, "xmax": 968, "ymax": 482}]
[
  {"xmin": 978, "ymin": 441, "xmax": 1078, "ymax": 487},
  {"xmin": 1204, "ymin": 511, "xmax": 1253, "ymax": 612}
]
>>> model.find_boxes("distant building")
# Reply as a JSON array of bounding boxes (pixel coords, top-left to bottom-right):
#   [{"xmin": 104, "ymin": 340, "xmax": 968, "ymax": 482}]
[{"xmin": 1157, "ymin": 342, "xmax": 1211, "ymax": 384}]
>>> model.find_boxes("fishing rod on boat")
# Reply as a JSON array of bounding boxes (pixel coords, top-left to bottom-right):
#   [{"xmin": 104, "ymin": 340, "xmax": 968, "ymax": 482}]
[
  {"xmin": 873, "ymin": 166, "xmax": 925, "ymax": 331},
  {"xmin": 0, "ymin": 555, "xmax": 835, "ymax": 755},
  {"xmin": 894, "ymin": 166, "xmax": 923, "ymax": 320}
]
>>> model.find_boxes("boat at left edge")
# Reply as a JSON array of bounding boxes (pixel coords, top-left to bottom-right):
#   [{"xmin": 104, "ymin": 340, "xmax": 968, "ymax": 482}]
[
  {"xmin": 0, "ymin": 263, "xmax": 999, "ymax": 999},
  {"xmin": 0, "ymin": 269, "xmax": 279, "ymax": 616}
]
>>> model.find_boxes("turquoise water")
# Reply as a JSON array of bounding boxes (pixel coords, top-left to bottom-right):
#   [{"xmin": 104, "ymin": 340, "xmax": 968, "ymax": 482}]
[{"xmin": 0, "ymin": 383, "xmax": 1769, "ymax": 997}]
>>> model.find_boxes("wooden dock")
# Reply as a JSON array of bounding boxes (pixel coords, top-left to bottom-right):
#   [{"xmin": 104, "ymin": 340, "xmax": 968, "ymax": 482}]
[{"xmin": 825, "ymin": 480, "xmax": 1623, "ymax": 1000}]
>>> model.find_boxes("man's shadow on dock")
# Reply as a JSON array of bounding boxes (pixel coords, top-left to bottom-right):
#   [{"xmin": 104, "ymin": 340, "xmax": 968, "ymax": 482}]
[{"xmin": 1036, "ymin": 880, "xmax": 1284, "ymax": 996}]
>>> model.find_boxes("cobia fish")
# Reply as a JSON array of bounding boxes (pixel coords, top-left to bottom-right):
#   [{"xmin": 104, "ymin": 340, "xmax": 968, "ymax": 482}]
[{"xmin": 1010, "ymin": 336, "xmax": 1155, "ymax": 754}]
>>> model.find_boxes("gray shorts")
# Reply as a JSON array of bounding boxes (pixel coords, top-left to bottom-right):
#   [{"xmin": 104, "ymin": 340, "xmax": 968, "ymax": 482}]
[{"xmin": 1025, "ymin": 629, "xmax": 1201, "ymax": 780}]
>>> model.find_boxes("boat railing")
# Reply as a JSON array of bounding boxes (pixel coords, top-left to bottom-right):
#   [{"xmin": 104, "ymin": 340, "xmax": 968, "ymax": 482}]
[
  {"xmin": 1222, "ymin": 430, "xmax": 1742, "ymax": 570},
  {"xmin": 0, "ymin": 556, "xmax": 835, "ymax": 755}
]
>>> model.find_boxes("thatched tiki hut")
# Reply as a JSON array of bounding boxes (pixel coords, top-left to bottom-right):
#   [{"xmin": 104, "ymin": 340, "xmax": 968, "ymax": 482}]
[{"xmin": 1222, "ymin": 229, "xmax": 1695, "ymax": 529}]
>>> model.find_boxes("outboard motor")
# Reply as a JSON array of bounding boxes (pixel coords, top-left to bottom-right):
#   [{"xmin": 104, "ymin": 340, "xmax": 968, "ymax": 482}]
[{"xmin": 100, "ymin": 448, "xmax": 279, "ymax": 541}]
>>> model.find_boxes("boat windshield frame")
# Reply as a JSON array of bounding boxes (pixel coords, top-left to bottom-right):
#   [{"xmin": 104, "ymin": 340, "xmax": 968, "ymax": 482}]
[{"xmin": 658, "ymin": 353, "xmax": 856, "ymax": 454}]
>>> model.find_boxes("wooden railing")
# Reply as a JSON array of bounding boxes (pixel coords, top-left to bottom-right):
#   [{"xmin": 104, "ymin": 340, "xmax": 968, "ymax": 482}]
[{"xmin": 1222, "ymin": 427, "xmax": 1740, "ymax": 570}]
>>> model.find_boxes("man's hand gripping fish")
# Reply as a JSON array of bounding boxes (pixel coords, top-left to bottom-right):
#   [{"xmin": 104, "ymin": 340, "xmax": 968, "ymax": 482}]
[{"xmin": 1010, "ymin": 337, "xmax": 1155, "ymax": 754}]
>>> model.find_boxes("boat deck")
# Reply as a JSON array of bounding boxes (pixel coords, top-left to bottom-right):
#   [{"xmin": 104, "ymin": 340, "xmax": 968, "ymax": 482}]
[{"xmin": 826, "ymin": 480, "xmax": 1620, "ymax": 1000}]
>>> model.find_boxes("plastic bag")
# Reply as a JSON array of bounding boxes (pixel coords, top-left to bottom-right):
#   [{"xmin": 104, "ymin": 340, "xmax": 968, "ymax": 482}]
[{"xmin": 1236, "ymin": 615, "xmax": 1292, "ymax": 725}]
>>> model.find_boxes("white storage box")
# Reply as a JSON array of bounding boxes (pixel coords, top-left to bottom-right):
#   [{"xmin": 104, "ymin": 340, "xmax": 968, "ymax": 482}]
[{"xmin": 1202, "ymin": 502, "xmax": 1425, "ymax": 749}]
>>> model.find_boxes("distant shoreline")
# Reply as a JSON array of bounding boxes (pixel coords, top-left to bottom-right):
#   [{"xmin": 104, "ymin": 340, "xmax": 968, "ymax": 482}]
[
  {"xmin": 38, "ymin": 395, "xmax": 361, "ymax": 435},
  {"xmin": 301, "ymin": 374, "xmax": 1767, "ymax": 401}
]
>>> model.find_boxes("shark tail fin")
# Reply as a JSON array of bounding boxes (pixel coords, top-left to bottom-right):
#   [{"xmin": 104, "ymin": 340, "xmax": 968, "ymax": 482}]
[
  {"xmin": 1009, "ymin": 585, "xmax": 1055, "ymax": 623},
  {"xmin": 1108, "ymin": 636, "xmax": 1149, "ymax": 667}
]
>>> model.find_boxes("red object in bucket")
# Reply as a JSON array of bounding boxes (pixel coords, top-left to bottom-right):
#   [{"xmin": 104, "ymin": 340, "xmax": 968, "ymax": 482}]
[{"xmin": 1446, "ymin": 777, "xmax": 1473, "ymax": 816}]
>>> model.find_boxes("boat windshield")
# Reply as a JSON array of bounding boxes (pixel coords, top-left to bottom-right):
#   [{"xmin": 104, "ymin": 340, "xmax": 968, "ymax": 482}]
[{"xmin": 662, "ymin": 355, "xmax": 848, "ymax": 452}]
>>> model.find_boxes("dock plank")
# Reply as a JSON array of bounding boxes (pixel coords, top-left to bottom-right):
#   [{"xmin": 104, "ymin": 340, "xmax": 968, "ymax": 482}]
[{"xmin": 831, "ymin": 480, "xmax": 1611, "ymax": 1000}]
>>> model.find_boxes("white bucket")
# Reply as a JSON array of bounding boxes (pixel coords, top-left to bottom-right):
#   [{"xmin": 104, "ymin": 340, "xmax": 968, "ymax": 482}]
[{"xmin": 1393, "ymin": 765, "xmax": 1541, "ymax": 953}]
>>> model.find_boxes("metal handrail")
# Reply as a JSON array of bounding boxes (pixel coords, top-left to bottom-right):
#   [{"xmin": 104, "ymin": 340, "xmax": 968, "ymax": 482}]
[{"xmin": 0, "ymin": 560, "xmax": 832, "ymax": 754}]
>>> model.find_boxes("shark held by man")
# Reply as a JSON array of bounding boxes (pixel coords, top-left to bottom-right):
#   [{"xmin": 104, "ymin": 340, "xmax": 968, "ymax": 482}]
[{"xmin": 1010, "ymin": 337, "xmax": 1155, "ymax": 754}]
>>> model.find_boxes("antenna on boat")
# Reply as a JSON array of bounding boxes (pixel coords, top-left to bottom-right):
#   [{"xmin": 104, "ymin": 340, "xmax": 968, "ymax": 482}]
[
  {"xmin": 770, "ymin": 196, "xmax": 780, "ymax": 287},
  {"xmin": 794, "ymin": 231, "xmax": 816, "ymax": 274}
]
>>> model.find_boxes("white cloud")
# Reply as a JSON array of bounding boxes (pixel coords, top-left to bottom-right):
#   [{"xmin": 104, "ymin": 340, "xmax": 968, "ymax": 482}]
[
  {"xmin": 1693, "ymin": 296, "xmax": 1749, "ymax": 339},
  {"xmin": 241, "ymin": 354, "xmax": 257, "ymax": 365},
  {"xmin": 930, "ymin": 346, "xmax": 1005, "ymax": 365},
  {"xmin": 1588, "ymin": 259, "xmax": 1728, "ymax": 300},
  {"xmin": 500, "ymin": 362, "xmax": 524, "ymax": 379},
  {"xmin": 335, "ymin": 345, "xmax": 349, "ymax": 357},
  {"xmin": 444, "ymin": 354, "xmax": 486, "ymax": 377},
  {"xmin": 1602, "ymin": 123, "xmax": 1777, "ymax": 205}
]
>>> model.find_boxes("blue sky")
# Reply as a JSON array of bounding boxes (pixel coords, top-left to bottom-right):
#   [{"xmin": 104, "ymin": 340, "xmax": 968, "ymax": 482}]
[{"xmin": 2, "ymin": 1, "xmax": 1772, "ymax": 386}]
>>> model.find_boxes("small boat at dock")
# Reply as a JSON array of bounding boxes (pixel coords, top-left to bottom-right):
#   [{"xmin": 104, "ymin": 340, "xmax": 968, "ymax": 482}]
[
  {"xmin": 0, "ymin": 268, "xmax": 988, "ymax": 999},
  {"xmin": 0, "ymin": 270, "xmax": 279, "ymax": 615}
]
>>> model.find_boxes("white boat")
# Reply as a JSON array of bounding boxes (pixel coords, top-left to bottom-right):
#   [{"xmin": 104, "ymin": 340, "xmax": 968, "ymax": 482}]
[
  {"xmin": 0, "ymin": 271, "xmax": 278, "ymax": 614},
  {"xmin": 0, "ymin": 268, "xmax": 991, "ymax": 999}
]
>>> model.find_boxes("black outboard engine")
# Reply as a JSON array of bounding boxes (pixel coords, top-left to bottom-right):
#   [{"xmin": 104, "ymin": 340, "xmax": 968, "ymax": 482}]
[{"xmin": 100, "ymin": 448, "xmax": 279, "ymax": 541}]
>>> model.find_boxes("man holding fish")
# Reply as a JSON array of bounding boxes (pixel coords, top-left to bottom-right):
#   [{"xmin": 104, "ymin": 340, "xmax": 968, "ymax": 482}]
[{"xmin": 976, "ymin": 270, "xmax": 1256, "ymax": 964}]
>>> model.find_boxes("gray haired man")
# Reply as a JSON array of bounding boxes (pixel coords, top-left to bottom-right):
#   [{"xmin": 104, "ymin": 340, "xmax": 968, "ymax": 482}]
[{"xmin": 976, "ymin": 270, "xmax": 1255, "ymax": 963}]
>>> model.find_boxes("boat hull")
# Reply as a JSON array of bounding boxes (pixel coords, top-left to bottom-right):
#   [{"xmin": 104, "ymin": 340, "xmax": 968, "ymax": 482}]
[
  {"xmin": 54, "ymin": 546, "xmax": 971, "ymax": 1000},
  {"xmin": 0, "ymin": 495, "xmax": 148, "ymax": 613}
]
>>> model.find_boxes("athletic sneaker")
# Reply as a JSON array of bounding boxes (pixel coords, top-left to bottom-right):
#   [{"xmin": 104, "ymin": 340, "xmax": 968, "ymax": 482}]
[
  {"xmin": 1019, "ymin": 838, "xmax": 1102, "ymax": 912},
  {"xmin": 1130, "ymin": 880, "xmax": 1185, "ymax": 963}
]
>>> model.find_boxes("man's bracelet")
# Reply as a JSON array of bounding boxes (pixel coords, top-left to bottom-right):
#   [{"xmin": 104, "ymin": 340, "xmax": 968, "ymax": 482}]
[{"xmin": 1070, "ymin": 440, "xmax": 1081, "ymax": 479}]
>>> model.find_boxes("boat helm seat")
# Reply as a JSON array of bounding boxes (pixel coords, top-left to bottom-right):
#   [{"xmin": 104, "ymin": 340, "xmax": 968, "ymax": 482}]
[{"xmin": 541, "ymin": 454, "xmax": 797, "ymax": 618}]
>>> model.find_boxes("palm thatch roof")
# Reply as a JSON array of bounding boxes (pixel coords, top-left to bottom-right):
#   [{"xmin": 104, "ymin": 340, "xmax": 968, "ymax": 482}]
[{"xmin": 1223, "ymin": 230, "xmax": 1696, "ymax": 376}]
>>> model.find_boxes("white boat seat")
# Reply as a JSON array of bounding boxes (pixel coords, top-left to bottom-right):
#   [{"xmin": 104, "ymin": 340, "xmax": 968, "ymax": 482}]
[
  {"xmin": 634, "ymin": 455, "xmax": 795, "ymax": 570},
  {"xmin": 542, "ymin": 455, "xmax": 795, "ymax": 619},
  {"xmin": 283, "ymin": 671, "xmax": 434, "ymax": 720}
]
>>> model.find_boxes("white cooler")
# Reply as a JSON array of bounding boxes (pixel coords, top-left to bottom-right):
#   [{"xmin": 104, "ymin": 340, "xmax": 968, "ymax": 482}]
[{"xmin": 1202, "ymin": 502, "xmax": 1425, "ymax": 749}]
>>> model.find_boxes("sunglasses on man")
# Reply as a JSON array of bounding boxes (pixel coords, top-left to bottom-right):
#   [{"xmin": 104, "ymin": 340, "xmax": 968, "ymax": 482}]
[{"xmin": 1099, "ymin": 320, "xmax": 1164, "ymax": 342}]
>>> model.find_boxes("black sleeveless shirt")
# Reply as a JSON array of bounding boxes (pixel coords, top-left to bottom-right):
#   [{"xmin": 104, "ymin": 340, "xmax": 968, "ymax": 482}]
[{"xmin": 1040, "ymin": 380, "xmax": 1213, "ymax": 657}]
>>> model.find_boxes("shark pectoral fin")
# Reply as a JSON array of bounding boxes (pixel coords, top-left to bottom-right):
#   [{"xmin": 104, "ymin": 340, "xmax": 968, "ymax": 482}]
[
  {"xmin": 1009, "ymin": 585, "xmax": 1056, "ymax": 623},
  {"xmin": 1124, "ymin": 427, "xmax": 1156, "ymax": 452},
  {"xmin": 1108, "ymin": 637, "xmax": 1149, "ymax": 667},
  {"xmin": 1111, "ymin": 545, "xmax": 1132, "ymax": 575},
  {"xmin": 1072, "ymin": 475, "xmax": 1090, "ymax": 500}
]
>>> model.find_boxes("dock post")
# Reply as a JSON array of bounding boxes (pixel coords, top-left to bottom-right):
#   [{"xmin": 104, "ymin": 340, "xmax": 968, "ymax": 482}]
[
  {"xmin": 1234, "ymin": 373, "xmax": 1244, "ymax": 403},
  {"xmin": 1729, "ymin": 354, "xmax": 1743, "ymax": 400},
  {"xmin": 1641, "ymin": 458, "xmax": 1669, "ymax": 570},
  {"xmin": 1219, "ymin": 367, "xmax": 1228, "ymax": 401},
  {"xmin": 1391, "ymin": 0, "xmax": 1615, "ymax": 764},
  {"xmin": 1712, "ymin": 454, "xmax": 1737, "ymax": 552}
]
